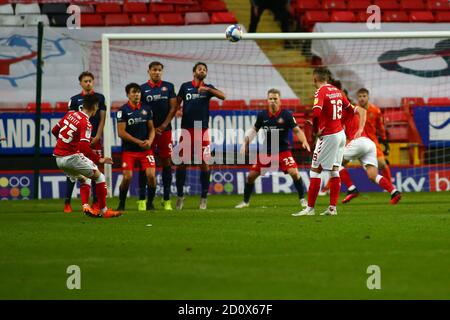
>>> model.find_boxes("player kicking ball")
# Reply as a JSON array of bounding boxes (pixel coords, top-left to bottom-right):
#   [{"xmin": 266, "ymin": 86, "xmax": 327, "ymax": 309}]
[
  {"xmin": 235, "ymin": 88, "xmax": 310, "ymax": 209},
  {"xmin": 339, "ymin": 105, "xmax": 402, "ymax": 204},
  {"xmin": 52, "ymin": 95, "xmax": 121, "ymax": 218},
  {"xmin": 293, "ymin": 67, "xmax": 366, "ymax": 217}
]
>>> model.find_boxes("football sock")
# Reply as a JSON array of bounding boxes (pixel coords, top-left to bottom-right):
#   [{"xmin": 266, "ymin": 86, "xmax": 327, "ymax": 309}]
[
  {"xmin": 375, "ymin": 174, "xmax": 395, "ymax": 193},
  {"xmin": 138, "ymin": 170, "xmax": 147, "ymax": 201},
  {"xmin": 95, "ymin": 182, "xmax": 107, "ymax": 211},
  {"xmin": 176, "ymin": 168, "xmax": 187, "ymax": 197},
  {"xmin": 243, "ymin": 183, "xmax": 254, "ymax": 203},
  {"xmin": 339, "ymin": 167, "xmax": 354, "ymax": 190},
  {"xmin": 307, "ymin": 171, "xmax": 321, "ymax": 208},
  {"xmin": 118, "ymin": 185, "xmax": 128, "ymax": 209},
  {"xmin": 80, "ymin": 182, "xmax": 90, "ymax": 206},
  {"xmin": 381, "ymin": 165, "xmax": 393, "ymax": 184},
  {"xmin": 329, "ymin": 177, "xmax": 341, "ymax": 207},
  {"xmin": 162, "ymin": 166, "xmax": 172, "ymax": 201},
  {"xmin": 200, "ymin": 170, "xmax": 210, "ymax": 199},
  {"xmin": 65, "ymin": 178, "xmax": 75, "ymax": 204},
  {"xmin": 293, "ymin": 178, "xmax": 305, "ymax": 199},
  {"xmin": 147, "ymin": 186, "xmax": 156, "ymax": 206}
]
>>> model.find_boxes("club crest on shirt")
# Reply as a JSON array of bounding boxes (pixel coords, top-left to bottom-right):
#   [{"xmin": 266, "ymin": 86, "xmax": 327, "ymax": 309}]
[
  {"xmin": 162, "ymin": 87, "xmax": 168, "ymax": 92},
  {"xmin": 278, "ymin": 118, "xmax": 285, "ymax": 124},
  {"xmin": 142, "ymin": 110, "xmax": 147, "ymax": 116}
]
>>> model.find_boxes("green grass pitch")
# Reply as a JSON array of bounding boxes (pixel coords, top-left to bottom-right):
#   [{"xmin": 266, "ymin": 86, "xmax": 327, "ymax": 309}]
[{"xmin": 0, "ymin": 192, "xmax": 449, "ymax": 299}]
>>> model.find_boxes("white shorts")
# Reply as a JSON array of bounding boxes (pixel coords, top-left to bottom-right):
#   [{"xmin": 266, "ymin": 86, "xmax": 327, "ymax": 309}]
[
  {"xmin": 312, "ymin": 130, "xmax": 346, "ymax": 170},
  {"xmin": 55, "ymin": 153, "xmax": 98, "ymax": 181},
  {"xmin": 343, "ymin": 137, "xmax": 378, "ymax": 167}
]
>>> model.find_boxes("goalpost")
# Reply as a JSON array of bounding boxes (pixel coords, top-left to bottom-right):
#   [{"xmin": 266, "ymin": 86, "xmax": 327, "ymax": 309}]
[{"xmin": 100, "ymin": 30, "xmax": 450, "ymax": 196}]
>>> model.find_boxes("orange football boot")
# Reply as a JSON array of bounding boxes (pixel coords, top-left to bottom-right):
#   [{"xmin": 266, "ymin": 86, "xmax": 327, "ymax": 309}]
[{"xmin": 64, "ymin": 203, "xmax": 73, "ymax": 213}]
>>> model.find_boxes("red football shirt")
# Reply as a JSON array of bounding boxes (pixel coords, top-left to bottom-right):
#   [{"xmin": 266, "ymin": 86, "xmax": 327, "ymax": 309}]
[
  {"xmin": 53, "ymin": 111, "xmax": 92, "ymax": 157},
  {"xmin": 342, "ymin": 108, "xmax": 368, "ymax": 141},
  {"xmin": 313, "ymin": 84, "xmax": 352, "ymax": 136}
]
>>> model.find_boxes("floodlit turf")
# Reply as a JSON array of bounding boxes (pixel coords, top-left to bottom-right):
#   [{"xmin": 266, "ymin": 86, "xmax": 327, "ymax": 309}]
[{"xmin": 0, "ymin": 192, "xmax": 449, "ymax": 300}]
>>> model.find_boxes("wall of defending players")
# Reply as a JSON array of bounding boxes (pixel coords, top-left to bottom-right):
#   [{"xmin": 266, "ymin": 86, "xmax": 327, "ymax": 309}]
[{"xmin": 0, "ymin": 166, "xmax": 449, "ymax": 200}]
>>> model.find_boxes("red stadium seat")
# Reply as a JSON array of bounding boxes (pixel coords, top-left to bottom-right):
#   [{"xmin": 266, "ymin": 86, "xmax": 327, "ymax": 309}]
[
  {"xmin": 185, "ymin": 12, "xmax": 210, "ymax": 25},
  {"xmin": 175, "ymin": 4, "xmax": 202, "ymax": 13},
  {"xmin": 383, "ymin": 109, "xmax": 408, "ymax": 123},
  {"xmin": 149, "ymin": 4, "xmax": 174, "ymax": 13},
  {"xmin": 331, "ymin": 11, "xmax": 356, "ymax": 22},
  {"xmin": 400, "ymin": 0, "xmax": 426, "ymax": 10},
  {"xmin": 401, "ymin": 97, "xmax": 425, "ymax": 107},
  {"xmin": 387, "ymin": 124, "xmax": 409, "ymax": 142},
  {"xmin": 131, "ymin": 13, "xmax": 158, "ymax": 26},
  {"xmin": 96, "ymin": 4, "xmax": 121, "ymax": 14},
  {"xmin": 80, "ymin": 14, "xmax": 104, "ymax": 26},
  {"xmin": 210, "ymin": 11, "xmax": 237, "ymax": 24},
  {"xmin": 322, "ymin": 0, "xmax": 346, "ymax": 10},
  {"xmin": 221, "ymin": 100, "xmax": 247, "ymax": 109},
  {"xmin": 435, "ymin": 11, "xmax": 450, "ymax": 22},
  {"xmin": 249, "ymin": 99, "xmax": 267, "ymax": 109},
  {"xmin": 373, "ymin": 0, "xmax": 401, "ymax": 10},
  {"xmin": 347, "ymin": 0, "xmax": 372, "ymax": 11},
  {"xmin": 209, "ymin": 100, "xmax": 221, "ymax": 110},
  {"xmin": 281, "ymin": 98, "xmax": 301, "ymax": 107},
  {"xmin": 296, "ymin": 0, "xmax": 321, "ymax": 10},
  {"xmin": 55, "ymin": 101, "xmax": 68, "ymax": 112},
  {"xmin": 427, "ymin": 97, "xmax": 450, "ymax": 105},
  {"xmin": 201, "ymin": 1, "xmax": 227, "ymax": 12},
  {"xmin": 383, "ymin": 11, "xmax": 409, "ymax": 22},
  {"xmin": 111, "ymin": 101, "xmax": 126, "ymax": 112},
  {"xmin": 123, "ymin": 2, "xmax": 147, "ymax": 13},
  {"xmin": 427, "ymin": 0, "xmax": 450, "ymax": 11},
  {"xmin": 158, "ymin": 13, "xmax": 184, "ymax": 25},
  {"xmin": 302, "ymin": 11, "xmax": 330, "ymax": 29},
  {"xmin": 356, "ymin": 11, "xmax": 370, "ymax": 22},
  {"xmin": 105, "ymin": 14, "xmax": 130, "ymax": 26},
  {"xmin": 27, "ymin": 102, "xmax": 53, "ymax": 112},
  {"xmin": 409, "ymin": 11, "xmax": 434, "ymax": 22}
]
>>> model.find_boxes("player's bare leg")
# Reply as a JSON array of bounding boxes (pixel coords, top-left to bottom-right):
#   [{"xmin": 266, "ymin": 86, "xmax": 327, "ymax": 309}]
[
  {"xmin": 235, "ymin": 170, "xmax": 260, "ymax": 208},
  {"xmin": 366, "ymin": 165, "xmax": 401, "ymax": 204},
  {"xmin": 292, "ymin": 167, "xmax": 321, "ymax": 216},
  {"xmin": 117, "ymin": 169, "xmax": 132, "ymax": 211},
  {"xmin": 146, "ymin": 167, "xmax": 157, "ymax": 210},
  {"xmin": 287, "ymin": 168, "xmax": 307, "ymax": 208},
  {"xmin": 378, "ymin": 157, "xmax": 393, "ymax": 184},
  {"xmin": 199, "ymin": 163, "xmax": 210, "ymax": 210}
]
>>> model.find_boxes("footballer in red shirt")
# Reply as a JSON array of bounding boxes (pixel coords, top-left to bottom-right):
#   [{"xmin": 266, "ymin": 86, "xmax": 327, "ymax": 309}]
[
  {"xmin": 293, "ymin": 67, "xmax": 366, "ymax": 217},
  {"xmin": 52, "ymin": 95, "xmax": 121, "ymax": 218}
]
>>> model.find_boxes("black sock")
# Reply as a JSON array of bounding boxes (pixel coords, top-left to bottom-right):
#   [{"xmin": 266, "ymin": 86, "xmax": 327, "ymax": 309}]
[
  {"xmin": 138, "ymin": 170, "xmax": 147, "ymax": 200},
  {"xmin": 91, "ymin": 181, "xmax": 97, "ymax": 203},
  {"xmin": 162, "ymin": 166, "xmax": 172, "ymax": 201},
  {"xmin": 65, "ymin": 178, "xmax": 76, "ymax": 204},
  {"xmin": 176, "ymin": 168, "xmax": 186, "ymax": 197},
  {"xmin": 119, "ymin": 186, "xmax": 128, "ymax": 208},
  {"xmin": 244, "ymin": 183, "xmax": 254, "ymax": 203},
  {"xmin": 200, "ymin": 170, "xmax": 210, "ymax": 199},
  {"xmin": 293, "ymin": 178, "xmax": 305, "ymax": 199},
  {"xmin": 147, "ymin": 186, "xmax": 156, "ymax": 206}
]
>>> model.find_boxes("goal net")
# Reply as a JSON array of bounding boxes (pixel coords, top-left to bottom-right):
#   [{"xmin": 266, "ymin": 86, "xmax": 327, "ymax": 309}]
[{"xmin": 96, "ymin": 29, "xmax": 450, "ymax": 197}]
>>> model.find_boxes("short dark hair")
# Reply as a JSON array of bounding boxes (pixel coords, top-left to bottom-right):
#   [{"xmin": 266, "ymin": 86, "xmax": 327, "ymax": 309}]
[
  {"xmin": 357, "ymin": 88, "xmax": 369, "ymax": 95},
  {"xmin": 193, "ymin": 62, "xmax": 208, "ymax": 72},
  {"xmin": 125, "ymin": 83, "xmax": 141, "ymax": 95},
  {"xmin": 82, "ymin": 94, "xmax": 99, "ymax": 112},
  {"xmin": 313, "ymin": 67, "xmax": 331, "ymax": 82},
  {"xmin": 267, "ymin": 88, "xmax": 281, "ymax": 96},
  {"xmin": 148, "ymin": 61, "xmax": 164, "ymax": 70},
  {"xmin": 78, "ymin": 71, "xmax": 95, "ymax": 82}
]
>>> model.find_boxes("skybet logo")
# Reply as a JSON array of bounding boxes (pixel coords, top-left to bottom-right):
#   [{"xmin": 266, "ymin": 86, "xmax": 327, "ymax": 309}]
[{"xmin": 429, "ymin": 170, "xmax": 450, "ymax": 192}]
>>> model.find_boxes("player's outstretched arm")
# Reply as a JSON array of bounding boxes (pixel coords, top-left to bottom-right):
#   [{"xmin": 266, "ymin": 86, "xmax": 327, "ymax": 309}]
[
  {"xmin": 117, "ymin": 122, "xmax": 144, "ymax": 146},
  {"xmin": 354, "ymin": 106, "xmax": 367, "ymax": 138},
  {"xmin": 293, "ymin": 126, "xmax": 311, "ymax": 152},
  {"xmin": 240, "ymin": 126, "xmax": 258, "ymax": 154}
]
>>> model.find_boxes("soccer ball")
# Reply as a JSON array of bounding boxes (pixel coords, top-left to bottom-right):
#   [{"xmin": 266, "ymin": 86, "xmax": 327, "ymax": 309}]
[{"xmin": 225, "ymin": 24, "xmax": 243, "ymax": 43}]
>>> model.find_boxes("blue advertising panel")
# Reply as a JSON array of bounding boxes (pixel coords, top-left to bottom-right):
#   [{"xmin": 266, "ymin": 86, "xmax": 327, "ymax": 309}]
[{"xmin": 413, "ymin": 106, "xmax": 450, "ymax": 147}]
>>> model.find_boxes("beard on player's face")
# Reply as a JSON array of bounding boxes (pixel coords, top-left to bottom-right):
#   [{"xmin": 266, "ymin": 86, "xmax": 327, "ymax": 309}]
[{"xmin": 81, "ymin": 78, "xmax": 94, "ymax": 92}]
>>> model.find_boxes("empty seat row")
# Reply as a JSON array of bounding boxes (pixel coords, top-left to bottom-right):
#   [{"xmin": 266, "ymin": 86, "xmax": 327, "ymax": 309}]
[{"xmin": 294, "ymin": 0, "xmax": 450, "ymax": 12}]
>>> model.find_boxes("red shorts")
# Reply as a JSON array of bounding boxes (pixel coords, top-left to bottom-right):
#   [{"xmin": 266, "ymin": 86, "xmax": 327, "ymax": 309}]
[
  {"xmin": 251, "ymin": 150, "xmax": 297, "ymax": 173},
  {"xmin": 178, "ymin": 128, "xmax": 211, "ymax": 163},
  {"xmin": 151, "ymin": 130, "xmax": 173, "ymax": 159},
  {"xmin": 122, "ymin": 150, "xmax": 156, "ymax": 171}
]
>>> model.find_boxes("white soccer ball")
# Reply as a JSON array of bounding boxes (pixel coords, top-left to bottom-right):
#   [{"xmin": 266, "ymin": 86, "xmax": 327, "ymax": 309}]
[{"xmin": 225, "ymin": 24, "xmax": 243, "ymax": 43}]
